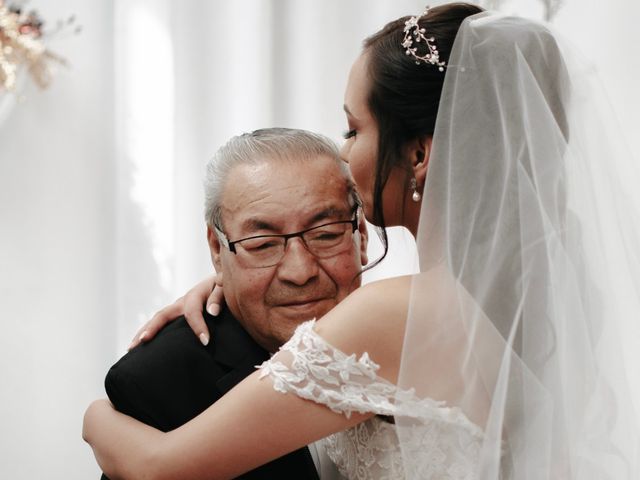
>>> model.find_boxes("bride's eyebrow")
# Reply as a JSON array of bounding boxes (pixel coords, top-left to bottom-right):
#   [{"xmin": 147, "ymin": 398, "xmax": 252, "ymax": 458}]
[{"xmin": 344, "ymin": 105, "xmax": 362, "ymax": 125}]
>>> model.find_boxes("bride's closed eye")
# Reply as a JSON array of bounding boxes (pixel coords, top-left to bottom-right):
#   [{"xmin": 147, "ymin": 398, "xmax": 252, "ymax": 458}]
[{"xmin": 343, "ymin": 129, "xmax": 357, "ymax": 140}]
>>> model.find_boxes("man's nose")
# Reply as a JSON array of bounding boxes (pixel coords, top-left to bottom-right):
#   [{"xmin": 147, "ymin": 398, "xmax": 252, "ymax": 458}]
[{"xmin": 276, "ymin": 238, "xmax": 320, "ymax": 286}]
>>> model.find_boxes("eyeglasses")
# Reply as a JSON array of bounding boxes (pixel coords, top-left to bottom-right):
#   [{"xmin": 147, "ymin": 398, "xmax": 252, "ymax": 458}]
[{"xmin": 215, "ymin": 208, "xmax": 360, "ymax": 268}]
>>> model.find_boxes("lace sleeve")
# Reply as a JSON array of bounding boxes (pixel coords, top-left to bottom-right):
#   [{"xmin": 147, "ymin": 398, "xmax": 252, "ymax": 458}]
[
  {"xmin": 258, "ymin": 321, "xmax": 488, "ymax": 480},
  {"xmin": 258, "ymin": 320, "xmax": 409, "ymax": 418}
]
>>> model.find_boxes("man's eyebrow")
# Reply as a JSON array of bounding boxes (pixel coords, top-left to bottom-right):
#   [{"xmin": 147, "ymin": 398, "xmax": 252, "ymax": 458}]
[
  {"xmin": 241, "ymin": 218, "xmax": 279, "ymax": 233},
  {"xmin": 307, "ymin": 206, "xmax": 351, "ymax": 226},
  {"xmin": 239, "ymin": 207, "xmax": 351, "ymax": 235}
]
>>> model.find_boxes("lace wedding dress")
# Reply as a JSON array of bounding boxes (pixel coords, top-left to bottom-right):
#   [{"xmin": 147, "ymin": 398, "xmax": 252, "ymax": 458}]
[{"xmin": 258, "ymin": 321, "xmax": 484, "ymax": 479}]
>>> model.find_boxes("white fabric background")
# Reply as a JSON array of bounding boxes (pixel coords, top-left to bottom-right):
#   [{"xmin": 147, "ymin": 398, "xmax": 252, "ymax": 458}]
[{"xmin": 0, "ymin": 1, "xmax": 637, "ymax": 478}]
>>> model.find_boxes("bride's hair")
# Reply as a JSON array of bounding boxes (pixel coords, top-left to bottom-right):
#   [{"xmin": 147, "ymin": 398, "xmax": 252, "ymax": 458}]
[{"xmin": 362, "ymin": 3, "xmax": 483, "ymax": 261}]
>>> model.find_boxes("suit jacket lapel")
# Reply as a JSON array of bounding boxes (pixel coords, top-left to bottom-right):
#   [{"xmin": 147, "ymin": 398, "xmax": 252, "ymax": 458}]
[
  {"xmin": 206, "ymin": 308, "xmax": 320, "ymax": 480},
  {"xmin": 208, "ymin": 308, "xmax": 270, "ymax": 395}
]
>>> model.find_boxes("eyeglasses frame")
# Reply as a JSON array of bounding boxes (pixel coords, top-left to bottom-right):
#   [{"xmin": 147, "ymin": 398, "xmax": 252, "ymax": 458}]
[{"xmin": 214, "ymin": 206, "xmax": 360, "ymax": 265}]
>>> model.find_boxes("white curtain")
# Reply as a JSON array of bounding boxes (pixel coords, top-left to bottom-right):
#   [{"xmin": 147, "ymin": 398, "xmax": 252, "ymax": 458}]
[
  {"xmin": 0, "ymin": 1, "xmax": 637, "ymax": 478},
  {"xmin": 112, "ymin": 0, "xmax": 428, "ymax": 352}
]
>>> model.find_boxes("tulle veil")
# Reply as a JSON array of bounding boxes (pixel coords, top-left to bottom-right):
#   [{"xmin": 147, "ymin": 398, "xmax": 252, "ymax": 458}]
[{"xmin": 395, "ymin": 11, "xmax": 640, "ymax": 478}]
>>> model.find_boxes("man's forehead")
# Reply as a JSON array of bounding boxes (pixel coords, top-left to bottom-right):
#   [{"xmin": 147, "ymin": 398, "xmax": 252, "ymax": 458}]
[
  {"xmin": 219, "ymin": 158, "xmax": 353, "ymax": 234},
  {"xmin": 223, "ymin": 200, "xmax": 352, "ymax": 235},
  {"xmin": 242, "ymin": 204, "xmax": 351, "ymax": 230}
]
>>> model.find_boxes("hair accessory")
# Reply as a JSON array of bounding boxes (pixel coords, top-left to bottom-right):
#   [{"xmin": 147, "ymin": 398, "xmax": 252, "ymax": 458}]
[
  {"xmin": 402, "ymin": 6, "xmax": 446, "ymax": 71},
  {"xmin": 410, "ymin": 178, "xmax": 422, "ymax": 202}
]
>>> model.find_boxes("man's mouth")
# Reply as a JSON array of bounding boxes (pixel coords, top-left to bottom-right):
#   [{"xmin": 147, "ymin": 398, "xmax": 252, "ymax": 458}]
[{"xmin": 276, "ymin": 298, "xmax": 327, "ymax": 308}]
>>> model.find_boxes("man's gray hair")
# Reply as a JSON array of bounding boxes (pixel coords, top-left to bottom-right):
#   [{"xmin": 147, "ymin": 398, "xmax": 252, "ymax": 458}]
[{"xmin": 204, "ymin": 127, "xmax": 359, "ymax": 228}]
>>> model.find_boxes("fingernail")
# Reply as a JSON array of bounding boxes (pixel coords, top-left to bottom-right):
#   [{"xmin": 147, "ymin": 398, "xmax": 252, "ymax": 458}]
[
  {"xmin": 139, "ymin": 331, "xmax": 148, "ymax": 342},
  {"xmin": 207, "ymin": 304, "xmax": 220, "ymax": 316},
  {"xmin": 199, "ymin": 333, "xmax": 209, "ymax": 346}
]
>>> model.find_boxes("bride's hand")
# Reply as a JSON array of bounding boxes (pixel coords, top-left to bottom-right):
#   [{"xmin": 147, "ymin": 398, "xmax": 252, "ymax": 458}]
[{"xmin": 128, "ymin": 274, "xmax": 224, "ymax": 350}]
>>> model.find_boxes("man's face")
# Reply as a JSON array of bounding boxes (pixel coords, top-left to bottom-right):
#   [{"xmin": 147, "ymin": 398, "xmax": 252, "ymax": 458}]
[{"xmin": 208, "ymin": 156, "xmax": 368, "ymax": 352}]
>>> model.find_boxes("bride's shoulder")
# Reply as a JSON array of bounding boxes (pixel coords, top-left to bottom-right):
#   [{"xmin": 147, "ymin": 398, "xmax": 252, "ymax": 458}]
[
  {"xmin": 313, "ymin": 274, "xmax": 414, "ymax": 383},
  {"xmin": 356, "ymin": 274, "xmax": 413, "ymax": 313}
]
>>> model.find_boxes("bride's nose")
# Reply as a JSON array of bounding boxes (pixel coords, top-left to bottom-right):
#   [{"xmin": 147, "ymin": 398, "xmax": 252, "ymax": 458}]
[{"xmin": 339, "ymin": 143, "xmax": 351, "ymax": 163}]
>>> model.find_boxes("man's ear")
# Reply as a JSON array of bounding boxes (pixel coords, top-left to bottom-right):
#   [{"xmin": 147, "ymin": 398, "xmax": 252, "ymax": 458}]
[
  {"xmin": 207, "ymin": 225, "xmax": 223, "ymax": 272},
  {"xmin": 357, "ymin": 210, "xmax": 369, "ymax": 266},
  {"xmin": 408, "ymin": 135, "xmax": 432, "ymax": 188}
]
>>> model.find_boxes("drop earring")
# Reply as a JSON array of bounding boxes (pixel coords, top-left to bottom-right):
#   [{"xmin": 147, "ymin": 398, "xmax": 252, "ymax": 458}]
[{"xmin": 410, "ymin": 178, "xmax": 422, "ymax": 202}]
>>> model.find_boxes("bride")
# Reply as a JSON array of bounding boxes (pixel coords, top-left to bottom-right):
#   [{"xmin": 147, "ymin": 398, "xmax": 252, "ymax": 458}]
[{"xmin": 84, "ymin": 3, "xmax": 640, "ymax": 478}]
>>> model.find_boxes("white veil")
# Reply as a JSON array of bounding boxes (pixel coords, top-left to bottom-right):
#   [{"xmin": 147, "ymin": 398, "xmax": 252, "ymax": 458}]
[{"xmin": 396, "ymin": 11, "xmax": 640, "ymax": 478}]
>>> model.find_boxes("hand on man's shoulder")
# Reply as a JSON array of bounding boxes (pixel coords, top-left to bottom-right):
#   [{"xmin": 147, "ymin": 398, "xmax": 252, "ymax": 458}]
[{"xmin": 105, "ymin": 312, "xmax": 223, "ymax": 432}]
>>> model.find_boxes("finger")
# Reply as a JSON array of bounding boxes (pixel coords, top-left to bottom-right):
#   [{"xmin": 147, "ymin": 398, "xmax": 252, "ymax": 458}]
[
  {"xmin": 183, "ymin": 275, "xmax": 217, "ymax": 346},
  {"xmin": 127, "ymin": 300, "xmax": 184, "ymax": 350},
  {"xmin": 184, "ymin": 311, "xmax": 210, "ymax": 347},
  {"xmin": 129, "ymin": 321, "xmax": 152, "ymax": 349},
  {"xmin": 184, "ymin": 296, "xmax": 210, "ymax": 346},
  {"xmin": 206, "ymin": 284, "xmax": 225, "ymax": 316},
  {"xmin": 144, "ymin": 301, "xmax": 184, "ymax": 340}
]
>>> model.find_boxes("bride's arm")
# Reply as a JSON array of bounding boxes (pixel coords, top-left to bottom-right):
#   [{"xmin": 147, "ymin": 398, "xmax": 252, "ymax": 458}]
[
  {"xmin": 84, "ymin": 374, "xmax": 369, "ymax": 480},
  {"xmin": 83, "ymin": 276, "xmax": 410, "ymax": 480}
]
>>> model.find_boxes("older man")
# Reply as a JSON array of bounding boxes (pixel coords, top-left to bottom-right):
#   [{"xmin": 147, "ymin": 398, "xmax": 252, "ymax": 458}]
[{"xmin": 102, "ymin": 128, "xmax": 367, "ymax": 479}]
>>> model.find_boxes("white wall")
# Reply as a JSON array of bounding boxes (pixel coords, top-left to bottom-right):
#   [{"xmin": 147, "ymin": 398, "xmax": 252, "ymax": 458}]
[
  {"xmin": 0, "ymin": 1, "xmax": 116, "ymax": 478},
  {"xmin": 0, "ymin": 1, "xmax": 637, "ymax": 478},
  {"xmin": 0, "ymin": 1, "xmax": 422, "ymax": 478}
]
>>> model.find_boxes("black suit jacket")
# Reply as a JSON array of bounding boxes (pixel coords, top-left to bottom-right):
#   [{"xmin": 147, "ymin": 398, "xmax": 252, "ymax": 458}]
[{"xmin": 102, "ymin": 308, "xmax": 319, "ymax": 479}]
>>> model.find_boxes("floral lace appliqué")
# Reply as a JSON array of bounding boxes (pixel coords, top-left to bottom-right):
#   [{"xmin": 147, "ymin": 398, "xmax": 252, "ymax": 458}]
[{"xmin": 257, "ymin": 320, "xmax": 484, "ymax": 479}]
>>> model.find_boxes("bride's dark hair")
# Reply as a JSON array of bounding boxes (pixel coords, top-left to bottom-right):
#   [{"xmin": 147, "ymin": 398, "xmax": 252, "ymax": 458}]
[{"xmin": 362, "ymin": 3, "xmax": 483, "ymax": 262}]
